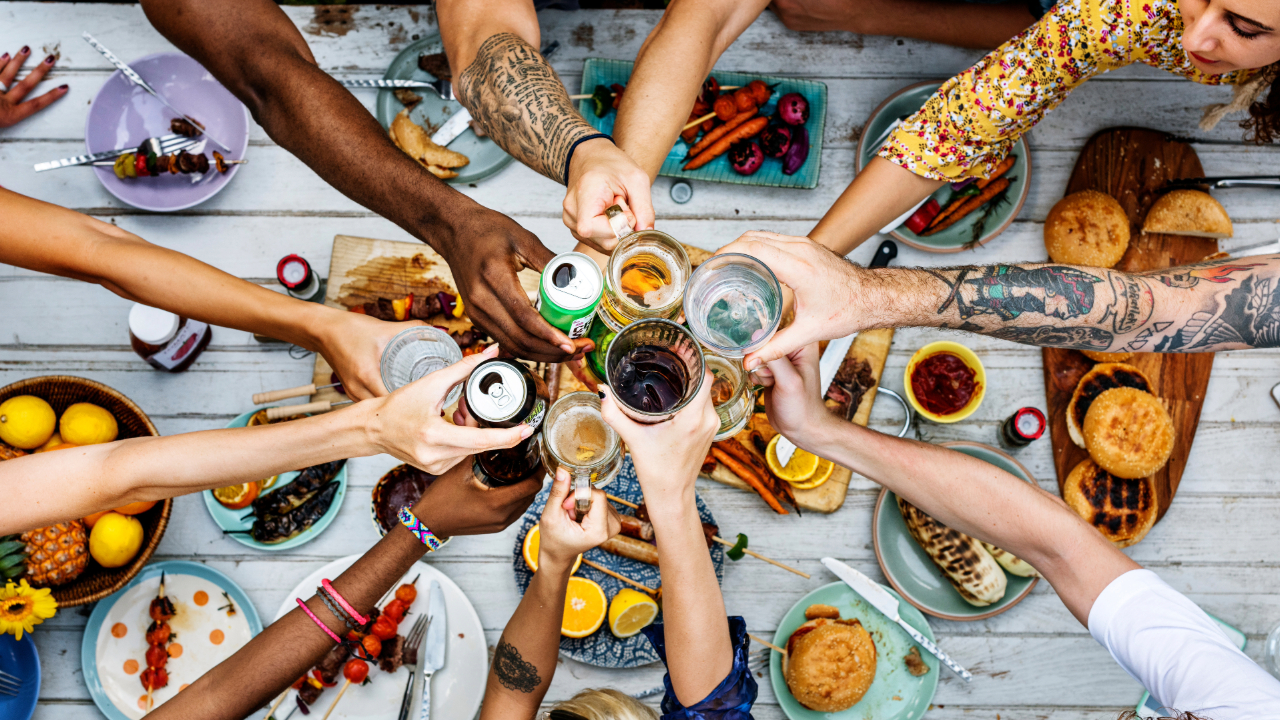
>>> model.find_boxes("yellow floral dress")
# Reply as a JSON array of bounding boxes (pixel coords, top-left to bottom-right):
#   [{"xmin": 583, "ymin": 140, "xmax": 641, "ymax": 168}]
[{"xmin": 878, "ymin": 0, "xmax": 1260, "ymax": 181}]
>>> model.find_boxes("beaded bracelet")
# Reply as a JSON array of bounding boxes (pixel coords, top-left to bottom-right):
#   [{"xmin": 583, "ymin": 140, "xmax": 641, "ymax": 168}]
[
  {"xmin": 399, "ymin": 506, "xmax": 444, "ymax": 551},
  {"xmin": 297, "ymin": 597, "xmax": 344, "ymax": 645},
  {"xmin": 321, "ymin": 579, "xmax": 369, "ymax": 626},
  {"xmin": 317, "ymin": 585, "xmax": 358, "ymax": 631}
]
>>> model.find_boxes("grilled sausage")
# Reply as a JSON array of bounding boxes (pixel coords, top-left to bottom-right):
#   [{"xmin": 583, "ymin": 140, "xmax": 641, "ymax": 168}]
[{"xmin": 600, "ymin": 535, "xmax": 660, "ymax": 565}]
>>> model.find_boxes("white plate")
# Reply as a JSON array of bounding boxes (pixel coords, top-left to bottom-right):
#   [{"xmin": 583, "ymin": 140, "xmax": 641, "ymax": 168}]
[{"xmin": 273, "ymin": 555, "xmax": 486, "ymax": 720}]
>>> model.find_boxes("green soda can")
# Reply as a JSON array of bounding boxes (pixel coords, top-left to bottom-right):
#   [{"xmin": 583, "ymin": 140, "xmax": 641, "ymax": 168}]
[{"xmin": 538, "ymin": 252, "xmax": 604, "ymax": 340}]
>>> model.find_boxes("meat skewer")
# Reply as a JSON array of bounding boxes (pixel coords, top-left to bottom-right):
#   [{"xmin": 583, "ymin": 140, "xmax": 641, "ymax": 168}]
[
  {"xmin": 142, "ymin": 572, "xmax": 176, "ymax": 712},
  {"xmin": 580, "ymin": 557, "xmax": 659, "ymax": 597}
]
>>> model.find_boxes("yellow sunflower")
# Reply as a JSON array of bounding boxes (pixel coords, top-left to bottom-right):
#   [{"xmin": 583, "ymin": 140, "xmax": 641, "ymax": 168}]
[{"xmin": 0, "ymin": 579, "xmax": 57, "ymax": 640}]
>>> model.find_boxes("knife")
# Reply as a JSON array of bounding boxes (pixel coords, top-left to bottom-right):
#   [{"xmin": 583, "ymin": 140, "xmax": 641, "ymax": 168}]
[
  {"xmin": 774, "ymin": 240, "xmax": 898, "ymax": 466},
  {"xmin": 821, "ymin": 557, "xmax": 972, "ymax": 682},
  {"xmin": 1164, "ymin": 175, "xmax": 1280, "ymax": 190},
  {"xmin": 82, "ymin": 32, "xmax": 232, "ymax": 153},
  {"xmin": 430, "ymin": 41, "xmax": 560, "ymax": 148},
  {"xmin": 1225, "ymin": 239, "xmax": 1280, "ymax": 258},
  {"xmin": 417, "ymin": 580, "xmax": 446, "ymax": 720},
  {"xmin": 340, "ymin": 79, "xmax": 437, "ymax": 89}
]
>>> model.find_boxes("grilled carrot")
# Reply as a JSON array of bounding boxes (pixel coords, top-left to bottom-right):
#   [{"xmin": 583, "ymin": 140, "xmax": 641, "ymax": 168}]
[
  {"xmin": 922, "ymin": 177, "xmax": 1012, "ymax": 236},
  {"xmin": 925, "ymin": 156, "xmax": 1016, "ymax": 231},
  {"xmin": 685, "ymin": 109, "xmax": 758, "ymax": 159},
  {"xmin": 711, "ymin": 447, "xmax": 787, "ymax": 514},
  {"xmin": 718, "ymin": 438, "xmax": 799, "ymax": 512},
  {"xmin": 684, "ymin": 117, "xmax": 769, "ymax": 171},
  {"xmin": 977, "ymin": 155, "xmax": 1016, "ymax": 190}
]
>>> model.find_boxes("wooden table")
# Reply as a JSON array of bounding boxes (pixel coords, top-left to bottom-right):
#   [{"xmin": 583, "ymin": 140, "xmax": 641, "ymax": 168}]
[{"xmin": 3, "ymin": 4, "xmax": 1279, "ymax": 718}]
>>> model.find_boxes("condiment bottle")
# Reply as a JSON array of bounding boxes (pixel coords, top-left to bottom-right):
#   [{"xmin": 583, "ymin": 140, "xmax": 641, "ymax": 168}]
[
  {"xmin": 999, "ymin": 407, "xmax": 1046, "ymax": 449},
  {"xmin": 128, "ymin": 303, "xmax": 212, "ymax": 372},
  {"xmin": 276, "ymin": 254, "xmax": 326, "ymax": 303}
]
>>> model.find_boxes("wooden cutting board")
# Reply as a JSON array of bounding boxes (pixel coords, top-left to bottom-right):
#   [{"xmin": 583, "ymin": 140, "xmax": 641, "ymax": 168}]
[{"xmin": 1042, "ymin": 128, "xmax": 1217, "ymax": 522}]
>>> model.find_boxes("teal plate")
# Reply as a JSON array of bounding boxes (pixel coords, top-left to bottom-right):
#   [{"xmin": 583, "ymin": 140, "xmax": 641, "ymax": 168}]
[
  {"xmin": 873, "ymin": 441, "xmax": 1040, "ymax": 621},
  {"xmin": 579, "ymin": 58, "xmax": 826, "ymax": 189},
  {"xmin": 771, "ymin": 581, "xmax": 938, "ymax": 720},
  {"xmin": 81, "ymin": 560, "xmax": 262, "ymax": 720},
  {"xmin": 201, "ymin": 409, "xmax": 347, "ymax": 551},
  {"xmin": 374, "ymin": 35, "xmax": 514, "ymax": 185},
  {"xmin": 857, "ymin": 81, "xmax": 1031, "ymax": 253}
]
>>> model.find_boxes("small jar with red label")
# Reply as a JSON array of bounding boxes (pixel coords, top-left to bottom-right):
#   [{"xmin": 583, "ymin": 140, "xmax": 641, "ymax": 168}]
[{"xmin": 129, "ymin": 303, "xmax": 212, "ymax": 372}]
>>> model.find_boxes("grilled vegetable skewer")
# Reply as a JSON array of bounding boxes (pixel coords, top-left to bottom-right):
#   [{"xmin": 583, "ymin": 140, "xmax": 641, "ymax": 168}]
[
  {"xmin": 142, "ymin": 572, "xmax": 175, "ymax": 711},
  {"xmin": 229, "ymin": 482, "xmax": 341, "ymax": 544},
  {"xmin": 249, "ymin": 460, "xmax": 346, "ymax": 517}
]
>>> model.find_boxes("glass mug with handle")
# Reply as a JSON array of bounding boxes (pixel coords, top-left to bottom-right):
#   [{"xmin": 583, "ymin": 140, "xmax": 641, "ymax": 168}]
[{"xmin": 540, "ymin": 391, "xmax": 623, "ymax": 517}]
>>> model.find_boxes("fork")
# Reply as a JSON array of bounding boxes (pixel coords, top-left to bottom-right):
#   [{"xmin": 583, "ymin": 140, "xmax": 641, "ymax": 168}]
[
  {"xmin": 396, "ymin": 614, "xmax": 430, "ymax": 720},
  {"xmin": 339, "ymin": 77, "xmax": 455, "ymax": 101},
  {"xmin": 0, "ymin": 668, "xmax": 21, "ymax": 696},
  {"xmin": 34, "ymin": 134, "xmax": 201, "ymax": 172}
]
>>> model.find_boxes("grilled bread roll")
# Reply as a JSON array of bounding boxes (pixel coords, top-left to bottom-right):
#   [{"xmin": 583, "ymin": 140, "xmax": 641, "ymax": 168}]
[
  {"xmin": 897, "ymin": 496, "xmax": 1006, "ymax": 606},
  {"xmin": 981, "ymin": 543, "xmax": 1040, "ymax": 577},
  {"xmin": 1044, "ymin": 190, "xmax": 1130, "ymax": 267},
  {"xmin": 1067, "ymin": 363, "xmax": 1153, "ymax": 448},
  {"xmin": 1083, "ymin": 386, "xmax": 1174, "ymax": 478},
  {"xmin": 784, "ymin": 615, "xmax": 876, "ymax": 712},
  {"xmin": 1064, "ymin": 458, "xmax": 1158, "ymax": 547},
  {"xmin": 1142, "ymin": 189, "xmax": 1233, "ymax": 239},
  {"xmin": 1080, "ymin": 349, "xmax": 1135, "ymax": 363}
]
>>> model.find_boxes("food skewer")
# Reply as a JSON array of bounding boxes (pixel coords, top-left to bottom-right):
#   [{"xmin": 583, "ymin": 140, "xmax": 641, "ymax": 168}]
[
  {"xmin": 580, "ymin": 557, "xmax": 658, "ymax": 597},
  {"xmin": 265, "ymin": 690, "xmax": 291, "ymax": 720},
  {"xmin": 682, "ymin": 111, "xmax": 718, "ymax": 132},
  {"xmin": 319, "ymin": 657, "xmax": 366, "ymax": 720},
  {"xmin": 265, "ymin": 399, "xmax": 354, "ymax": 421},
  {"xmin": 569, "ymin": 85, "xmax": 739, "ymax": 100},
  {"xmin": 747, "ymin": 632, "xmax": 787, "ymax": 656},
  {"xmin": 605, "ymin": 493, "xmax": 810, "ymax": 578},
  {"xmin": 143, "ymin": 572, "xmax": 176, "ymax": 713},
  {"xmin": 253, "ymin": 382, "xmax": 342, "ymax": 405}
]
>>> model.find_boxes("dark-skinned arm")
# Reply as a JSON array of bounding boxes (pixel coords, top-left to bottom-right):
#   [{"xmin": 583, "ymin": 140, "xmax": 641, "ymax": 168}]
[{"xmin": 139, "ymin": 0, "xmax": 579, "ymax": 361}]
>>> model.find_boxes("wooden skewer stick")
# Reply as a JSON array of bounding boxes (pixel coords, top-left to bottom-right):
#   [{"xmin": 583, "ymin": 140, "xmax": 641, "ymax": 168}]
[
  {"xmin": 318, "ymin": 678, "xmax": 352, "ymax": 720},
  {"xmin": 606, "ymin": 494, "xmax": 810, "ymax": 578},
  {"xmin": 682, "ymin": 112, "xmax": 717, "ymax": 132},
  {"xmin": 265, "ymin": 399, "xmax": 353, "ymax": 420},
  {"xmin": 747, "ymin": 632, "xmax": 787, "ymax": 656},
  {"xmin": 253, "ymin": 382, "xmax": 341, "ymax": 405},
  {"xmin": 580, "ymin": 558, "xmax": 658, "ymax": 596},
  {"xmin": 569, "ymin": 85, "xmax": 738, "ymax": 100},
  {"xmin": 265, "ymin": 690, "xmax": 291, "ymax": 720}
]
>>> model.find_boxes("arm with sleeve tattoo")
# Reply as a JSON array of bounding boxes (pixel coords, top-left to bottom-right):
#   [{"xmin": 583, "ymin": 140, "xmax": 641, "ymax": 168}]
[{"xmin": 717, "ymin": 232, "xmax": 1280, "ymax": 368}]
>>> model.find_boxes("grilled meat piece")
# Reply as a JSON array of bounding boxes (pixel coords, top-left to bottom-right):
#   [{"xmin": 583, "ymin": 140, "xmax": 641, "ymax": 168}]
[
  {"xmin": 394, "ymin": 88, "xmax": 423, "ymax": 109},
  {"xmin": 409, "ymin": 293, "xmax": 443, "ymax": 320},
  {"xmin": 825, "ymin": 357, "xmax": 876, "ymax": 421},
  {"xmin": 170, "ymin": 118, "xmax": 200, "ymax": 137},
  {"xmin": 298, "ymin": 681, "xmax": 323, "ymax": 706},
  {"xmin": 417, "ymin": 52, "xmax": 452, "ymax": 81},
  {"xmin": 378, "ymin": 633, "xmax": 406, "ymax": 673}
]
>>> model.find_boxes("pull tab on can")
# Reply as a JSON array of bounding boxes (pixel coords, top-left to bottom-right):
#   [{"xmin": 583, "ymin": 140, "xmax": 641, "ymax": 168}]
[
  {"xmin": 605, "ymin": 203, "xmax": 635, "ymax": 241},
  {"xmin": 538, "ymin": 252, "xmax": 604, "ymax": 340}
]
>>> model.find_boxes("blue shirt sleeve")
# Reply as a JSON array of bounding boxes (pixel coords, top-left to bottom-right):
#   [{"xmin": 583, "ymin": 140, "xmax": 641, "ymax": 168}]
[{"xmin": 641, "ymin": 616, "xmax": 758, "ymax": 720}]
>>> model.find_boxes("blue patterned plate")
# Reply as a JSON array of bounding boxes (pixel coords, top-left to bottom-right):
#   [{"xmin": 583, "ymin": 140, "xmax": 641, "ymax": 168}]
[
  {"xmin": 579, "ymin": 58, "xmax": 826, "ymax": 189},
  {"xmin": 0, "ymin": 633, "xmax": 38, "ymax": 720},
  {"xmin": 513, "ymin": 458, "xmax": 723, "ymax": 668}
]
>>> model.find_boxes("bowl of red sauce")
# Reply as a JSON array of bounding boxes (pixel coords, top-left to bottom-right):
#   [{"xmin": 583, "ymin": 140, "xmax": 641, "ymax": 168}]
[
  {"xmin": 371, "ymin": 463, "xmax": 448, "ymax": 546},
  {"xmin": 903, "ymin": 341, "xmax": 986, "ymax": 423}
]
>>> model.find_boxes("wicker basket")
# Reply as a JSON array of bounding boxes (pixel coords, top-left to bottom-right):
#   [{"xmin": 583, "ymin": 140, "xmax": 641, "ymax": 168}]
[{"xmin": 0, "ymin": 376, "xmax": 171, "ymax": 607}]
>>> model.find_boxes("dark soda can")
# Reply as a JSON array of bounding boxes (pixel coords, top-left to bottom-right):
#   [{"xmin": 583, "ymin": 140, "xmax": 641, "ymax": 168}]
[{"xmin": 465, "ymin": 359, "xmax": 549, "ymax": 487}]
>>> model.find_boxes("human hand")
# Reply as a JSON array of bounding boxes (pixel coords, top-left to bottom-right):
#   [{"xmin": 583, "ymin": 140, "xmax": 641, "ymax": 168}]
[
  {"xmin": 316, "ymin": 311, "xmax": 427, "ymax": 399},
  {"xmin": 600, "ymin": 370, "xmax": 719, "ymax": 513},
  {"xmin": 409, "ymin": 456, "xmax": 542, "ymax": 537},
  {"xmin": 0, "ymin": 48, "xmax": 68, "ymax": 128},
  {"xmin": 432, "ymin": 207, "xmax": 591, "ymax": 362},
  {"xmin": 761, "ymin": 342, "xmax": 842, "ymax": 450},
  {"xmin": 718, "ymin": 231, "xmax": 867, "ymax": 372},
  {"xmin": 370, "ymin": 344, "xmax": 533, "ymax": 474},
  {"xmin": 562, "ymin": 137, "xmax": 655, "ymax": 252},
  {"xmin": 537, "ymin": 468, "xmax": 620, "ymax": 572}
]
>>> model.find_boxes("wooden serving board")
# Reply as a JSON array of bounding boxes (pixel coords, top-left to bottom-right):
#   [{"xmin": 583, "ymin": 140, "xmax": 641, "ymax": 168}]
[{"xmin": 1042, "ymin": 128, "xmax": 1217, "ymax": 523}]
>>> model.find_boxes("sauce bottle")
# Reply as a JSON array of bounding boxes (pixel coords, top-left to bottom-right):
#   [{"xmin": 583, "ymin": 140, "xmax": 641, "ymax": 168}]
[{"xmin": 129, "ymin": 303, "xmax": 212, "ymax": 372}]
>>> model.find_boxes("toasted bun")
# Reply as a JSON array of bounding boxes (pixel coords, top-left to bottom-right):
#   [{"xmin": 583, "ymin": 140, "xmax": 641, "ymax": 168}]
[
  {"xmin": 1044, "ymin": 190, "xmax": 1130, "ymax": 267},
  {"xmin": 1064, "ymin": 458, "xmax": 1157, "ymax": 547},
  {"xmin": 1080, "ymin": 349, "xmax": 1134, "ymax": 363},
  {"xmin": 784, "ymin": 620, "xmax": 876, "ymax": 712},
  {"xmin": 1083, "ymin": 387, "xmax": 1174, "ymax": 478},
  {"xmin": 804, "ymin": 604, "xmax": 842, "ymax": 620},
  {"xmin": 1142, "ymin": 190, "xmax": 1232, "ymax": 239},
  {"xmin": 1066, "ymin": 363, "xmax": 1153, "ymax": 448}
]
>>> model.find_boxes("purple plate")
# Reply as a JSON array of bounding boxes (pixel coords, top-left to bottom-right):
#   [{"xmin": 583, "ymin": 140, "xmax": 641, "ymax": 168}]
[{"xmin": 86, "ymin": 53, "xmax": 249, "ymax": 212}]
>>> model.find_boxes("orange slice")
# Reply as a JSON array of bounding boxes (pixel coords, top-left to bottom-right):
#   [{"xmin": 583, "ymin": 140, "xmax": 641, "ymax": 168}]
[
  {"xmin": 213, "ymin": 482, "xmax": 259, "ymax": 510},
  {"xmin": 521, "ymin": 524, "xmax": 582, "ymax": 574},
  {"xmin": 561, "ymin": 576, "xmax": 607, "ymax": 638}
]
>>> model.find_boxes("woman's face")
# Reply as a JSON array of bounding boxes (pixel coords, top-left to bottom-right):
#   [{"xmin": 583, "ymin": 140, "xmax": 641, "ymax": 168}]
[{"xmin": 1180, "ymin": 0, "xmax": 1280, "ymax": 74}]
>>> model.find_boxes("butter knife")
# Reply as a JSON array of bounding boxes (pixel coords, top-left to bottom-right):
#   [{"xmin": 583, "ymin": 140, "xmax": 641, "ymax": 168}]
[
  {"xmin": 430, "ymin": 41, "xmax": 559, "ymax": 147},
  {"xmin": 774, "ymin": 240, "xmax": 897, "ymax": 466},
  {"xmin": 340, "ymin": 79, "xmax": 435, "ymax": 89},
  {"xmin": 82, "ymin": 32, "xmax": 232, "ymax": 152},
  {"xmin": 417, "ymin": 580, "xmax": 446, "ymax": 720},
  {"xmin": 821, "ymin": 557, "xmax": 971, "ymax": 681}
]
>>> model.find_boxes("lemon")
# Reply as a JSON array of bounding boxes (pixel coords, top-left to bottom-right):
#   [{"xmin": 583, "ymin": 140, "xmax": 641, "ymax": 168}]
[
  {"xmin": 608, "ymin": 588, "xmax": 658, "ymax": 638},
  {"xmin": 788, "ymin": 458, "xmax": 836, "ymax": 491},
  {"xmin": 521, "ymin": 524, "xmax": 582, "ymax": 574},
  {"xmin": 89, "ymin": 512, "xmax": 144, "ymax": 568},
  {"xmin": 765, "ymin": 434, "xmax": 820, "ymax": 483},
  {"xmin": 0, "ymin": 395, "xmax": 57, "ymax": 449},
  {"xmin": 561, "ymin": 576, "xmax": 607, "ymax": 638},
  {"xmin": 60, "ymin": 403, "xmax": 118, "ymax": 446},
  {"xmin": 37, "ymin": 433, "xmax": 63, "ymax": 451}
]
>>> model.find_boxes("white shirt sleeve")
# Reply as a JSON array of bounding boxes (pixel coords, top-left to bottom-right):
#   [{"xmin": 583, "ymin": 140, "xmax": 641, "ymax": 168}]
[{"xmin": 1088, "ymin": 569, "xmax": 1280, "ymax": 720}]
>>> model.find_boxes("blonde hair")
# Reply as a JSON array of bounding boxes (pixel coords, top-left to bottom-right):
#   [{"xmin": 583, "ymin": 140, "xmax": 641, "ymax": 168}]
[{"xmin": 548, "ymin": 688, "xmax": 659, "ymax": 720}]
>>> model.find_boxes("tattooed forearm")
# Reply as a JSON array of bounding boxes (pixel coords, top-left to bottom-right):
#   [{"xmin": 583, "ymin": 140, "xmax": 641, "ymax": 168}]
[
  {"xmin": 492, "ymin": 639, "xmax": 541, "ymax": 693},
  {"xmin": 916, "ymin": 255, "xmax": 1280, "ymax": 352},
  {"xmin": 457, "ymin": 33, "xmax": 597, "ymax": 184}
]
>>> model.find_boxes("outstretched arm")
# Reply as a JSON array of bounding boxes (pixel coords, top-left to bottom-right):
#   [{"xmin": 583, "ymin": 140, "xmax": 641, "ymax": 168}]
[
  {"xmin": 140, "ymin": 0, "xmax": 578, "ymax": 362},
  {"xmin": 440, "ymin": 0, "xmax": 653, "ymax": 249},
  {"xmin": 719, "ymin": 232, "xmax": 1280, "ymax": 369},
  {"xmin": 764, "ymin": 344, "xmax": 1138, "ymax": 625}
]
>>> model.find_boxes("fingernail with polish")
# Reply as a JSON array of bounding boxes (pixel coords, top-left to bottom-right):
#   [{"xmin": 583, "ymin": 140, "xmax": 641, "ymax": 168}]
[
  {"xmin": 44, "ymin": 55, "xmax": 55, "ymax": 64},
  {"xmin": 597, "ymin": 391, "xmax": 605, "ymax": 399},
  {"xmin": 1, "ymin": 54, "xmax": 10, "ymax": 62},
  {"xmin": 20, "ymin": 46, "xmax": 29, "ymax": 55},
  {"xmin": 58, "ymin": 84, "xmax": 68, "ymax": 91}
]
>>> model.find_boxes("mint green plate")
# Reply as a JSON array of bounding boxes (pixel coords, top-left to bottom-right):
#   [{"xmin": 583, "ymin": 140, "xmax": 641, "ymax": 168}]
[
  {"xmin": 374, "ymin": 35, "xmax": 514, "ymax": 185},
  {"xmin": 873, "ymin": 441, "xmax": 1040, "ymax": 621},
  {"xmin": 771, "ymin": 581, "xmax": 938, "ymax": 720},
  {"xmin": 580, "ymin": 58, "xmax": 826, "ymax": 189},
  {"xmin": 857, "ymin": 81, "xmax": 1030, "ymax": 253}
]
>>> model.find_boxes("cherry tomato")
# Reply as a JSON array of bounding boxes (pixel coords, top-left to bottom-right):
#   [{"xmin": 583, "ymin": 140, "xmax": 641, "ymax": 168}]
[
  {"xmin": 145, "ymin": 622, "xmax": 171, "ymax": 645},
  {"xmin": 134, "ymin": 153, "xmax": 150, "ymax": 177},
  {"xmin": 370, "ymin": 617, "xmax": 397, "ymax": 641},
  {"xmin": 361, "ymin": 634, "xmax": 382, "ymax": 659},
  {"xmin": 345, "ymin": 630, "xmax": 364, "ymax": 642},
  {"xmin": 382, "ymin": 599, "xmax": 407, "ymax": 624},
  {"xmin": 343, "ymin": 658, "xmax": 369, "ymax": 684},
  {"xmin": 145, "ymin": 645, "xmax": 169, "ymax": 669},
  {"xmin": 395, "ymin": 584, "xmax": 417, "ymax": 604},
  {"xmin": 140, "ymin": 666, "xmax": 169, "ymax": 691}
]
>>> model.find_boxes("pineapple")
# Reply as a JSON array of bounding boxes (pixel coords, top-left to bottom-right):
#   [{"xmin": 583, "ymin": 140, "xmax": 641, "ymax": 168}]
[{"xmin": 20, "ymin": 521, "xmax": 88, "ymax": 586}]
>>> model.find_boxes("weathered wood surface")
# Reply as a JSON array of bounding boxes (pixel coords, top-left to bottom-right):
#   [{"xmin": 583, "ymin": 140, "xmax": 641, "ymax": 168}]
[{"xmin": 2, "ymin": 4, "xmax": 1279, "ymax": 719}]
